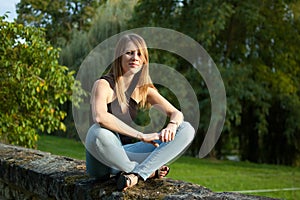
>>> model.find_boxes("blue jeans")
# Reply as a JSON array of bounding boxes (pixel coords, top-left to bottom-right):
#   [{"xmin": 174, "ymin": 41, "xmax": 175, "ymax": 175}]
[{"xmin": 85, "ymin": 121, "xmax": 195, "ymax": 180}]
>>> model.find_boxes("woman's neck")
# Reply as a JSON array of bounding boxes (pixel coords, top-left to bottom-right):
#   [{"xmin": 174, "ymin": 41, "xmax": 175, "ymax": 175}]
[{"xmin": 121, "ymin": 73, "xmax": 135, "ymax": 91}]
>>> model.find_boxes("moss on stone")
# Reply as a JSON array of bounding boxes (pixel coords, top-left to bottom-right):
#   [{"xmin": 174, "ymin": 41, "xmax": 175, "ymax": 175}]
[{"xmin": 64, "ymin": 174, "xmax": 90, "ymax": 185}]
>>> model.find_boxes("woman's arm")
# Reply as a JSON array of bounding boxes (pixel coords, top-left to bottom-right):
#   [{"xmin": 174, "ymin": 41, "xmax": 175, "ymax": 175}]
[
  {"xmin": 147, "ymin": 87, "xmax": 184, "ymax": 142},
  {"xmin": 91, "ymin": 79, "xmax": 159, "ymax": 144}
]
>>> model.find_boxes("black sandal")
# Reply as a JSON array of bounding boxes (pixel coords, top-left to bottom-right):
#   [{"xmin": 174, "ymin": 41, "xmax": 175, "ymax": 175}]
[
  {"xmin": 117, "ymin": 173, "xmax": 139, "ymax": 191},
  {"xmin": 154, "ymin": 165, "xmax": 170, "ymax": 179}
]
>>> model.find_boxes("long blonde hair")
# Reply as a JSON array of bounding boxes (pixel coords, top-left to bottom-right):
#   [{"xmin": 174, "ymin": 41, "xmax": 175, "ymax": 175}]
[{"xmin": 109, "ymin": 33, "xmax": 154, "ymax": 112}]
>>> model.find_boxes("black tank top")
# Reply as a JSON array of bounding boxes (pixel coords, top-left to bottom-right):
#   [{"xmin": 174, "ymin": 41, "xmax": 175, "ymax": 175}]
[{"xmin": 99, "ymin": 73, "xmax": 139, "ymax": 144}]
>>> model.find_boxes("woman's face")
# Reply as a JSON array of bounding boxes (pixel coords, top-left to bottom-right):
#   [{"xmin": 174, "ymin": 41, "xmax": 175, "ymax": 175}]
[{"xmin": 121, "ymin": 41, "xmax": 143, "ymax": 75}]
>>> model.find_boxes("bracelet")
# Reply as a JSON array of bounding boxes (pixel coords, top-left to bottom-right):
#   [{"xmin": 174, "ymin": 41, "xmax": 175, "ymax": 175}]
[{"xmin": 169, "ymin": 120, "xmax": 179, "ymax": 128}]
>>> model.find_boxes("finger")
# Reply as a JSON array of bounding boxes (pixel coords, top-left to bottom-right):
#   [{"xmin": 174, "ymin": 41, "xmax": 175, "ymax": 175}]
[
  {"xmin": 168, "ymin": 131, "xmax": 172, "ymax": 141},
  {"xmin": 171, "ymin": 131, "xmax": 175, "ymax": 141},
  {"xmin": 166, "ymin": 130, "xmax": 172, "ymax": 142},
  {"xmin": 163, "ymin": 130, "xmax": 168, "ymax": 142},
  {"xmin": 164, "ymin": 132, "xmax": 169, "ymax": 142},
  {"xmin": 161, "ymin": 130, "xmax": 166, "ymax": 142},
  {"xmin": 150, "ymin": 141, "xmax": 159, "ymax": 147}
]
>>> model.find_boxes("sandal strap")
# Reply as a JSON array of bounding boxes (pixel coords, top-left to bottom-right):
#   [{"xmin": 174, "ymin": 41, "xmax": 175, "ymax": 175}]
[
  {"xmin": 117, "ymin": 173, "xmax": 139, "ymax": 191},
  {"xmin": 155, "ymin": 165, "xmax": 170, "ymax": 178},
  {"xmin": 126, "ymin": 174, "xmax": 138, "ymax": 186}
]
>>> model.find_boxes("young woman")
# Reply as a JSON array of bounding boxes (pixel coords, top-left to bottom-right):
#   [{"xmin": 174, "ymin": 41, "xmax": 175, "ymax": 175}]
[{"xmin": 85, "ymin": 33, "xmax": 195, "ymax": 191}]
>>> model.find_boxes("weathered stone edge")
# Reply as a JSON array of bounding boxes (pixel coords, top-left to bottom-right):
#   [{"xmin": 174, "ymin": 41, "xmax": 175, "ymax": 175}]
[{"xmin": 0, "ymin": 143, "xmax": 279, "ymax": 200}]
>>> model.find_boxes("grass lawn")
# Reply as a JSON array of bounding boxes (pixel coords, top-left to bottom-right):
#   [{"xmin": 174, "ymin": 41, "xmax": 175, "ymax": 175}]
[{"xmin": 37, "ymin": 134, "xmax": 300, "ymax": 200}]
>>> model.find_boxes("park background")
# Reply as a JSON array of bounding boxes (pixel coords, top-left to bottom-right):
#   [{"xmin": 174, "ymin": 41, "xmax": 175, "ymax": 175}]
[{"xmin": 1, "ymin": 0, "xmax": 300, "ymax": 199}]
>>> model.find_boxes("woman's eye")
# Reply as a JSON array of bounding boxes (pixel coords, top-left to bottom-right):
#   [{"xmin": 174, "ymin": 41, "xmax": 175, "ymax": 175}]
[{"xmin": 125, "ymin": 51, "xmax": 141, "ymax": 56}]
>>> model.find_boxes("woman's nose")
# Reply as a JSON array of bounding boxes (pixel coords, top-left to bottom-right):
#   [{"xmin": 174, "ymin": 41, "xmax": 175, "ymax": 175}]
[{"xmin": 131, "ymin": 52, "xmax": 139, "ymax": 60}]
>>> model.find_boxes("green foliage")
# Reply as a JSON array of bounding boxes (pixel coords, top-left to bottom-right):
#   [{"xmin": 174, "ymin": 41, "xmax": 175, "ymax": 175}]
[
  {"xmin": 60, "ymin": 0, "xmax": 138, "ymax": 71},
  {"xmin": 58, "ymin": 0, "xmax": 138, "ymax": 139},
  {"xmin": 0, "ymin": 16, "xmax": 84, "ymax": 148},
  {"xmin": 21, "ymin": 0, "xmax": 300, "ymax": 165},
  {"xmin": 222, "ymin": 0, "xmax": 300, "ymax": 165},
  {"xmin": 16, "ymin": 0, "xmax": 104, "ymax": 46},
  {"xmin": 129, "ymin": 0, "xmax": 300, "ymax": 165}
]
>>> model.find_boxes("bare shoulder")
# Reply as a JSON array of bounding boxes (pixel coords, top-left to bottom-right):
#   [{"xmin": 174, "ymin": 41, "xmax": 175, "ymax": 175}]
[
  {"xmin": 92, "ymin": 79, "xmax": 114, "ymax": 101},
  {"xmin": 147, "ymin": 87, "xmax": 159, "ymax": 96},
  {"xmin": 94, "ymin": 79, "xmax": 111, "ymax": 91}
]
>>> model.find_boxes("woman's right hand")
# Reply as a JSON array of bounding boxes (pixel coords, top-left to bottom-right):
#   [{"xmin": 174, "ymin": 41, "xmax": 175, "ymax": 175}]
[{"xmin": 141, "ymin": 133, "xmax": 160, "ymax": 147}]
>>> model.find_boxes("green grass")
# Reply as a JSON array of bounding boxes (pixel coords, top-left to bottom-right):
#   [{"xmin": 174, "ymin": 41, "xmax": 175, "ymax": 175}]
[
  {"xmin": 37, "ymin": 134, "xmax": 86, "ymax": 159},
  {"xmin": 168, "ymin": 157, "xmax": 300, "ymax": 200},
  {"xmin": 37, "ymin": 134, "xmax": 300, "ymax": 200}
]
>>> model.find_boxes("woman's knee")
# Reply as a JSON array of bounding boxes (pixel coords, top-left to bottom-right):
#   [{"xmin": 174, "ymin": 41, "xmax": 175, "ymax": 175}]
[
  {"xmin": 86, "ymin": 124, "xmax": 121, "ymax": 147},
  {"xmin": 178, "ymin": 121, "xmax": 195, "ymax": 142}
]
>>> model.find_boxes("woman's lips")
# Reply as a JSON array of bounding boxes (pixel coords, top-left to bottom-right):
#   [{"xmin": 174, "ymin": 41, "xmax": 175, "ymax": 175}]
[{"xmin": 129, "ymin": 63, "xmax": 140, "ymax": 67}]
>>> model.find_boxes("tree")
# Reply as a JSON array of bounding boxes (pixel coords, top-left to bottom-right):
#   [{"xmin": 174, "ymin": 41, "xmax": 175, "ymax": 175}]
[
  {"xmin": 16, "ymin": 0, "xmax": 104, "ymax": 46},
  {"xmin": 216, "ymin": 0, "xmax": 300, "ymax": 165},
  {"xmin": 0, "ymin": 15, "xmax": 84, "ymax": 148},
  {"xmin": 129, "ymin": 0, "xmax": 300, "ymax": 165},
  {"xmin": 58, "ymin": 0, "xmax": 138, "ymax": 139},
  {"xmin": 60, "ymin": 0, "xmax": 138, "ymax": 71},
  {"xmin": 129, "ymin": 0, "xmax": 234, "ymax": 158}
]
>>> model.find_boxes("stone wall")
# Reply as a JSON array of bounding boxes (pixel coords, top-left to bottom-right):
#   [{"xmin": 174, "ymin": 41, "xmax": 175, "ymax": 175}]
[{"xmin": 0, "ymin": 143, "xmax": 278, "ymax": 200}]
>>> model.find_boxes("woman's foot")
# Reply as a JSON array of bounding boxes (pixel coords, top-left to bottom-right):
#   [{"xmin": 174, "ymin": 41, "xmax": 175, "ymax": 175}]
[
  {"xmin": 150, "ymin": 165, "xmax": 170, "ymax": 179},
  {"xmin": 117, "ymin": 173, "xmax": 139, "ymax": 191}
]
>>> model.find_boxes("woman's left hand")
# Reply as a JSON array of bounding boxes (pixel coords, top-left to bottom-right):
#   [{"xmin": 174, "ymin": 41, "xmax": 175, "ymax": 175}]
[{"xmin": 160, "ymin": 124, "xmax": 177, "ymax": 142}]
